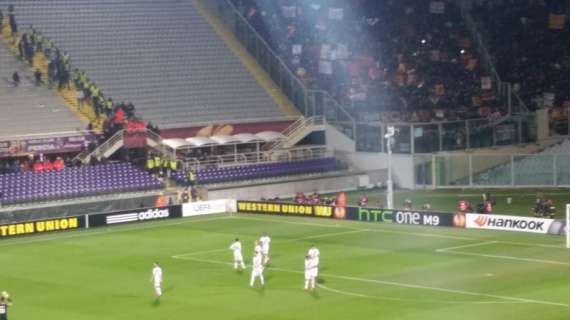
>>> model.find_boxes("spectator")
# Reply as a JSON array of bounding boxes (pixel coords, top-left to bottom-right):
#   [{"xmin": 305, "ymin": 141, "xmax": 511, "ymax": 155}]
[
  {"xmin": 154, "ymin": 193, "xmax": 167, "ymax": 208},
  {"xmin": 43, "ymin": 158, "xmax": 53, "ymax": 171},
  {"xmin": 358, "ymin": 194, "xmax": 369, "ymax": 207},
  {"xmin": 232, "ymin": 0, "xmax": 495, "ymax": 123},
  {"xmin": 53, "ymin": 157, "xmax": 65, "ymax": 170},
  {"xmin": 472, "ymin": 0, "xmax": 570, "ymax": 111},
  {"xmin": 76, "ymin": 86, "xmax": 85, "ymax": 109},
  {"xmin": 32, "ymin": 160, "xmax": 44, "ymax": 172},
  {"xmin": 295, "ymin": 192, "xmax": 305, "ymax": 204},
  {"xmin": 34, "ymin": 69, "xmax": 42, "ymax": 86},
  {"xmin": 11, "ymin": 71, "xmax": 19, "ymax": 87},
  {"xmin": 8, "ymin": 12, "xmax": 17, "ymax": 38}
]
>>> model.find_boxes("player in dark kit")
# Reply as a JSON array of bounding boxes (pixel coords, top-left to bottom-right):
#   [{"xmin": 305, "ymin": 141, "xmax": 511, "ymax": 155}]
[{"xmin": 0, "ymin": 294, "xmax": 13, "ymax": 320}]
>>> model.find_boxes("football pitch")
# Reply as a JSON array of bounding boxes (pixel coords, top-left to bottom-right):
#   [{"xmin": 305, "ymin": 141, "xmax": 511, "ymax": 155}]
[{"xmin": 1, "ymin": 213, "xmax": 570, "ymax": 319}]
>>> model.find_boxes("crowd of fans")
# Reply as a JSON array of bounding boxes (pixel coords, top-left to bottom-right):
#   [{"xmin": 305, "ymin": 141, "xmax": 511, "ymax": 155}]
[
  {"xmin": 0, "ymin": 155, "xmax": 68, "ymax": 174},
  {"xmin": 471, "ymin": 0, "xmax": 570, "ymax": 113},
  {"xmin": 232, "ymin": 0, "xmax": 502, "ymax": 123}
]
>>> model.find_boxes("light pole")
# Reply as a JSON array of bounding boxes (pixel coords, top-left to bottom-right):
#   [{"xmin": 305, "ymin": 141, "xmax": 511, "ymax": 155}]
[{"xmin": 384, "ymin": 126, "xmax": 395, "ymax": 209}]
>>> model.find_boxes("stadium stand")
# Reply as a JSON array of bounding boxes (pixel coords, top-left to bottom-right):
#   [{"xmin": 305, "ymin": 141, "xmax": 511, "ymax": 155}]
[
  {"xmin": 0, "ymin": 163, "xmax": 163, "ymax": 205},
  {"xmin": 471, "ymin": 0, "xmax": 570, "ymax": 112},
  {"xmin": 172, "ymin": 157, "xmax": 346, "ymax": 185},
  {"xmin": 9, "ymin": 0, "xmax": 287, "ymax": 129},
  {"xmin": 461, "ymin": 139, "xmax": 570, "ymax": 186},
  {"xmin": 232, "ymin": 0, "xmax": 501, "ymax": 123},
  {"xmin": 0, "ymin": 36, "xmax": 84, "ymax": 137}
]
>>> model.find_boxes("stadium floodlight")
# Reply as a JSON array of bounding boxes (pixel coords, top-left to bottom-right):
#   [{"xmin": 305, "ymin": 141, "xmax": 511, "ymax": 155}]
[
  {"xmin": 385, "ymin": 126, "xmax": 396, "ymax": 210},
  {"xmin": 566, "ymin": 204, "xmax": 570, "ymax": 249}
]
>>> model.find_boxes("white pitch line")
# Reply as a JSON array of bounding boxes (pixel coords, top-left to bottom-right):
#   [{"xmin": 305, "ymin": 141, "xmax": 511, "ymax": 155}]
[
  {"xmin": 435, "ymin": 241, "xmax": 498, "ymax": 253},
  {"xmin": 0, "ymin": 215, "xmax": 233, "ymax": 248},
  {"xmin": 172, "ymin": 248, "xmax": 229, "ymax": 258},
  {"xmin": 316, "ymin": 284, "xmax": 529, "ymax": 305},
  {"xmin": 292, "ymin": 229, "xmax": 369, "ymax": 241},
  {"xmin": 173, "ymin": 255, "xmax": 570, "ymax": 308},
  {"xmin": 496, "ymin": 240, "xmax": 564, "ymax": 249},
  {"xmin": 435, "ymin": 240, "xmax": 570, "ymax": 266},
  {"xmin": 440, "ymin": 251, "xmax": 570, "ymax": 267}
]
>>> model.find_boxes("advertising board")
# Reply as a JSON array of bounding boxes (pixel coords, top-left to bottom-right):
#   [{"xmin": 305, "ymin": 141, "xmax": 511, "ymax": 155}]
[
  {"xmin": 465, "ymin": 213, "xmax": 554, "ymax": 234},
  {"xmin": 0, "ymin": 216, "xmax": 85, "ymax": 239},
  {"xmin": 0, "ymin": 134, "xmax": 96, "ymax": 158},
  {"xmin": 345, "ymin": 207, "xmax": 454, "ymax": 227},
  {"xmin": 88, "ymin": 205, "xmax": 182, "ymax": 227},
  {"xmin": 345, "ymin": 206, "xmax": 393, "ymax": 223},
  {"xmin": 236, "ymin": 201, "xmax": 334, "ymax": 218},
  {"xmin": 392, "ymin": 210, "xmax": 455, "ymax": 227},
  {"xmin": 182, "ymin": 199, "xmax": 236, "ymax": 217}
]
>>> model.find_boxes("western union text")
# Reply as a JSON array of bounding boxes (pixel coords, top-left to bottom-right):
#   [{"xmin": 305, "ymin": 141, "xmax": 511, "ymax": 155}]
[
  {"xmin": 0, "ymin": 217, "xmax": 79, "ymax": 237},
  {"xmin": 238, "ymin": 202, "xmax": 332, "ymax": 217}
]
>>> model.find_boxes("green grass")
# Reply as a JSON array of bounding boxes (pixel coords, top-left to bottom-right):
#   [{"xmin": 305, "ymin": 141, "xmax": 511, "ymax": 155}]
[
  {"xmin": 329, "ymin": 188, "xmax": 570, "ymax": 216},
  {"xmin": 2, "ymin": 213, "xmax": 570, "ymax": 319}
]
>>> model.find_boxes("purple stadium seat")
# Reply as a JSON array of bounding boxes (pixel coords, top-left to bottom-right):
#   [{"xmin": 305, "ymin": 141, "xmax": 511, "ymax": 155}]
[
  {"xmin": 173, "ymin": 158, "xmax": 346, "ymax": 185},
  {"xmin": 0, "ymin": 163, "xmax": 164, "ymax": 205}
]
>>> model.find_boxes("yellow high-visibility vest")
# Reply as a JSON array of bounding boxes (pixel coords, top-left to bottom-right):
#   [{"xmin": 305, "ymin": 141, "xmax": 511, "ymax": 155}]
[{"xmin": 146, "ymin": 158, "xmax": 154, "ymax": 169}]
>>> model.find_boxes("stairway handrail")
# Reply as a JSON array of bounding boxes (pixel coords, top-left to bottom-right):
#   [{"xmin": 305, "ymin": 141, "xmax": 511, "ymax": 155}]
[
  {"xmin": 220, "ymin": 0, "xmax": 355, "ymax": 135},
  {"xmin": 78, "ymin": 129, "xmax": 124, "ymax": 163}
]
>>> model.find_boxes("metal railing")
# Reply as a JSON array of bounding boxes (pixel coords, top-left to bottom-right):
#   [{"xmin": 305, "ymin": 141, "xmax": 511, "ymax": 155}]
[
  {"xmin": 147, "ymin": 130, "xmax": 175, "ymax": 158},
  {"xmin": 267, "ymin": 116, "xmax": 325, "ymax": 151},
  {"xmin": 415, "ymin": 153, "xmax": 570, "ymax": 188},
  {"xmin": 75, "ymin": 130, "xmax": 125, "ymax": 164},
  {"xmin": 212, "ymin": 0, "xmax": 355, "ymax": 140},
  {"xmin": 459, "ymin": 1, "xmax": 529, "ymax": 115},
  {"xmin": 0, "ymin": 130, "xmax": 94, "ymax": 142},
  {"xmin": 355, "ymin": 114, "xmax": 537, "ymax": 153},
  {"xmin": 74, "ymin": 129, "xmax": 176, "ymax": 164},
  {"xmin": 182, "ymin": 145, "xmax": 331, "ymax": 171},
  {"xmin": 211, "ymin": 0, "xmax": 544, "ymax": 153}
]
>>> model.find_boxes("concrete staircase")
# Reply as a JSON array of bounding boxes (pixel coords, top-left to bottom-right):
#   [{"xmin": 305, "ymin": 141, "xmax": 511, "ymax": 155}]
[{"xmin": 267, "ymin": 116, "xmax": 326, "ymax": 151}]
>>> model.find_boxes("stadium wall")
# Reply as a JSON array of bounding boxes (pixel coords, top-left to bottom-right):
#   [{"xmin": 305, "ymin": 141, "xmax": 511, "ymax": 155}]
[
  {"xmin": 0, "ymin": 199, "xmax": 565, "ymax": 240},
  {"xmin": 0, "ymin": 199, "xmax": 236, "ymax": 240},
  {"xmin": 207, "ymin": 173, "xmax": 362, "ymax": 200},
  {"xmin": 0, "ymin": 192, "xmax": 174, "ymax": 224},
  {"xmin": 343, "ymin": 153, "xmax": 415, "ymax": 189},
  {"xmin": 325, "ymin": 124, "xmax": 356, "ymax": 153}
]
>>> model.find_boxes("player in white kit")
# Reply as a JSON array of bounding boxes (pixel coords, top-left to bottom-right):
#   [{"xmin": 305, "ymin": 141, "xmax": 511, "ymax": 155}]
[
  {"xmin": 308, "ymin": 245, "xmax": 320, "ymax": 279},
  {"xmin": 259, "ymin": 233, "xmax": 271, "ymax": 265},
  {"xmin": 229, "ymin": 238, "xmax": 246, "ymax": 270},
  {"xmin": 150, "ymin": 262, "xmax": 163, "ymax": 299},
  {"xmin": 304, "ymin": 255, "xmax": 316, "ymax": 291},
  {"xmin": 249, "ymin": 253, "xmax": 265, "ymax": 288},
  {"xmin": 254, "ymin": 240, "xmax": 262, "ymax": 256}
]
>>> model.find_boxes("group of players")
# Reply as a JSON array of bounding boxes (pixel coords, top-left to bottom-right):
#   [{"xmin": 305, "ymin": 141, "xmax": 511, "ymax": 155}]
[
  {"xmin": 230, "ymin": 233, "xmax": 320, "ymax": 291},
  {"xmin": 150, "ymin": 233, "xmax": 321, "ymax": 300}
]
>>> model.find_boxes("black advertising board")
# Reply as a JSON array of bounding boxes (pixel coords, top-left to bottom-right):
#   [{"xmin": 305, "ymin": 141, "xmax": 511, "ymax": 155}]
[
  {"xmin": 392, "ymin": 210, "xmax": 455, "ymax": 227},
  {"xmin": 345, "ymin": 206, "xmax": 393, "ymax": 223},
  {"xmin": 236, "ymin": 201, "xmax": 334, "ymax": 218},
  {"xmin": 0, "ymin": 216, "xmax": 86, "ymax": 239},
  {"xmin": 343, "ymin": 206, "xmax": 454, "ymax": 227},
  {"xmin": 88, "ymin": 205, "xmax": 182, "ymax": 227}
]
